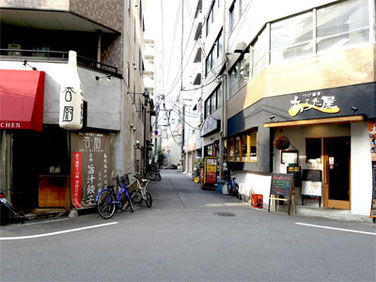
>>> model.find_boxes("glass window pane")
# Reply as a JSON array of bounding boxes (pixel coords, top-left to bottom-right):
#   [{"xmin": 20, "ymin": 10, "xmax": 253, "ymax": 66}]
[
  {"xmin": 270, "ymin": 12, "xmax": 313, "ymax": 63},
  {"xmin": 211, "ymin": 94, "xmax": 216, "ymax": 113},
  {"xmin": 252, "ymin": 30, "xmax": 267, "ymax": 76},
  {"xmin": 250, "ymin": 131, "xmax": 257, "ymax": 161},
  {"xmin": 230, "ymin": 64, "xmax": 239, "ymax": 96},
  {"xmin": 228, "ymin": 139, "xmax": 234, "ymax": 161},
  {"xmin": 240, "ymin": 49, "xmax": 250, "ymax": 86},
  {"xmin": 241, "ymin": 134, "xmax": 248, "ymax": 161},
  {"xmin": 217, "ymin": 85, "xmax": 222, "ymax": 108},
  {"xmin": 217, "ymin": 31, "xmax": 223, "ymax": 57},
  {"xmin": 235, "ymin": 137, "xmax": 240, "ymax": 161},
  {"xmin": 317, "ymin": 0, "xmax": 369, "ymax": 53}
]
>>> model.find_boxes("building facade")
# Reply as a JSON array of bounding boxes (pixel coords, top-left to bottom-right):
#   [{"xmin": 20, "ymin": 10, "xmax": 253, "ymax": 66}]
[
  {"xmin": 0, "ymin": 0, "xmax": 152, "ymax": 213},
  {"xmin": 196, "ymin": 0, "xmax": 376, "ymax": 216}
]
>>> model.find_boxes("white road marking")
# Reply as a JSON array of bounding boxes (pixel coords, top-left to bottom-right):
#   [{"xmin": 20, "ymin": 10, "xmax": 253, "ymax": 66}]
[
  {"xmin": 296, "ymin": 222, "xmax": 376, "ymax": 236},
  {"xmin": 0, "ymin": 222, "xmax": 118, "ymax": 241}
]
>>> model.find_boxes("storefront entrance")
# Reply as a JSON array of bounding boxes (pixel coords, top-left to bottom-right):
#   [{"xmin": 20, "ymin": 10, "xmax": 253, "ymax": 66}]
[{"xmin": 324, "ymin": 137, "xmax": 351, "ymax": 209}]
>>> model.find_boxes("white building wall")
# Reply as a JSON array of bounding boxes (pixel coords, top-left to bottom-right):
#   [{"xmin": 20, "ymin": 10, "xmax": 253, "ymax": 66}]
[{"xmin": 351, "ymin": 122, "xmax": 373, "ymax": 215}]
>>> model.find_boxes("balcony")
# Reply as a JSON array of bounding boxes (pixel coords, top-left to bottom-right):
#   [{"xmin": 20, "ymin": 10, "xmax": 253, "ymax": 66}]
[{"xmin": 0, "ymin": 7, "xmax": 120, "ymax": 73}]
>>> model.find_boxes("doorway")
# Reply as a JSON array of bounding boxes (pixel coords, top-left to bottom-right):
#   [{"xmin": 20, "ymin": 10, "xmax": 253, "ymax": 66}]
[{"xmin": 323, "ymin": 137, "xmax": 351, "ymax": 209}]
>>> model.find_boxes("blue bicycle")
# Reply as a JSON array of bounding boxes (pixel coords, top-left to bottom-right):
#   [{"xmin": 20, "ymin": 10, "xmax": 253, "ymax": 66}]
[
  {"xmin": 227, "ymin": 174, "xmax": 240, "ymax": 199},
  {"xmin": 96, "ymin": 174, "xmax": 134, "ymax": 219}
]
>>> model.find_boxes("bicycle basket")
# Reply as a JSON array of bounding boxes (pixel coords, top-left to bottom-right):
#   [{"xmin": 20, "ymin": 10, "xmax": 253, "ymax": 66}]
[{"xmin": 116, "ymin": 174, "xmax": 130, "ymax": 187}]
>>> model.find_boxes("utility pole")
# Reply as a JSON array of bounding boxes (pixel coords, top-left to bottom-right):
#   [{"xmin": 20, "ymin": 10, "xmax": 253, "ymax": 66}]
[
  {"xmin": 180, "ymin": 0, "xmax": 185, "ymax": 170},
  {"xmin": 154, "ymin": 98, "xmax": 159, "ymax": 164},
  {"xmin": 219, "ymin": 0, "xmax": 227, "ymax": 181}
]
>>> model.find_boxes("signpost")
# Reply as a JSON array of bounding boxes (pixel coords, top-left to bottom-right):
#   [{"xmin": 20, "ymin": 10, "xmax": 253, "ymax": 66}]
[{"xmin": 268, "ymin": 173, "xmax": 294, "ymax": 215}]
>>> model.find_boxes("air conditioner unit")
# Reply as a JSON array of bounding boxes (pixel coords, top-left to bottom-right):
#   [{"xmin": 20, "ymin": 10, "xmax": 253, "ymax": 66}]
[{"xmin": 8, "ymin": 43, "xmax": 22, "ymax": 56}]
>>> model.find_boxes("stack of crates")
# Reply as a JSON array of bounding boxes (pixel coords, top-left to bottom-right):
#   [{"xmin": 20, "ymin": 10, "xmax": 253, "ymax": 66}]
[{"xmin": 251, "ymin": 194, "xmax": 263, "ymax": 208}]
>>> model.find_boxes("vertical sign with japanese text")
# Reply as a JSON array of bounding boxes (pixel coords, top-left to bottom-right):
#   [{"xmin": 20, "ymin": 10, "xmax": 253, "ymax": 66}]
[
  {"xmin": 71, "ymin": 132, "xmax": 114, "ymax": 208},
  {"xmin": 72, "ymin": 152, "xmax": 82, "ymax": 208},
  {"xmin": 368, "ymin": 121, "xmax": 376, "ymax": 219}
]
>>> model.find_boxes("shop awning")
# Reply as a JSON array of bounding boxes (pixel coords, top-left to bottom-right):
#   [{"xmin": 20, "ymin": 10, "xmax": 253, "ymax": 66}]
[
  {"xmin": 0, "ymin": 69, "xmax": 45, "ymax": 131},
  {"xmin": 264, "ymin": 115, "xmax": 364, "ymax": 128}
]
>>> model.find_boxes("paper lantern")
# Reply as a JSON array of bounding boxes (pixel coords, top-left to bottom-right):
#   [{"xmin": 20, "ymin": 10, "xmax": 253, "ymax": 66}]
[{"xmin": 59, "ymin": 50, "xmax": 83, "ymax": 130}]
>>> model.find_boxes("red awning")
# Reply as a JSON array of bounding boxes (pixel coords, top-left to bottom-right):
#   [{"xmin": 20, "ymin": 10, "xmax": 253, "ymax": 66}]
[{"xmin": 0, "ymin": 69, "xmax": 45, "ymax": 131}]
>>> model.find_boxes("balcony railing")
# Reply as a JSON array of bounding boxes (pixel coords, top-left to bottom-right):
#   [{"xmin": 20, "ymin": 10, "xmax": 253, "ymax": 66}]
[{"xmin": 0, "ymin": 49, "xmax": 118, "ymax": 74}]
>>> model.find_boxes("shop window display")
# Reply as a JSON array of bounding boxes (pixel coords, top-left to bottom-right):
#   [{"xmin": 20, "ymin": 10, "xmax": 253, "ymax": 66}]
[{"xmin": 228, "ymin": 130, "xmax": 258, "ymax": 163}]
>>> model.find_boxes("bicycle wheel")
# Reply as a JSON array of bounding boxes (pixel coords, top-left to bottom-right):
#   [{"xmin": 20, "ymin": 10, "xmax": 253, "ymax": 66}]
[
  {"xmin": 145, "ymin": 192, "xmax": 153, "ymax": 208},
  {"xmin": 97, "ymin": 190, "xmax": 116, "ymax": 219},
  {"xmin": 235, "ymin": 183, "xmax": 241, "ymax": 200},
  {"xmin": 227, "ymin": 183, "xmax": 234, "ymax": 195},
  {"xmin": 156, "ymin": 173, "xmax": 161, "ymax": 181},
  {"xmin": 131, "ymin": 190, "xmax": 143, "ymax": 204},
  {"xmin": 127, "ymin": 196, "xmax": 134, "ymax": 213}
]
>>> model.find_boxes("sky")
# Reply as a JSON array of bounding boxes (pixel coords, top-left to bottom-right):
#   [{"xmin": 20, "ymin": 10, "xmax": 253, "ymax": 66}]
[{"xmin": 144, "ymin": 0, "xmax": 198, "ymax": 101}]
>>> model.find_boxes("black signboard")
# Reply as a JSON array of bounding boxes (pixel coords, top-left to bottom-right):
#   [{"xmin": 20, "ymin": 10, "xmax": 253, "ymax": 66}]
[
  {"xmin": 268, "ymin": 173, "xmax": 294, "ymax": 215},
  {"xmin": 287, "ymin": 165, "xmax": 301, "ymax": 187},
  {"xmin": 302, "ymin": 169, "xmax": 322, "ymax": 182}
]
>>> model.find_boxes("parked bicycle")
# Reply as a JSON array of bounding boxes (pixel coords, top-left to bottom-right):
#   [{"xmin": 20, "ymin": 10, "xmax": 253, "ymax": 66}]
[
  {"xmin": 145, "ymin": 165, "xmax": 161, "ymax": 181},
  {"xmin": 0, "ymin": 190, "xmax": 30, "ymax": 225},
  {"xmin": 130, "ymin": 173, "xmax": 152, "ymax": 208},
  {"xmin": 96, "ymin": 174, "xmax": 134, "ymax": 219},
  {"xmin": 226, "ymin": 174, "xmax": 240, "ymax": 199}
]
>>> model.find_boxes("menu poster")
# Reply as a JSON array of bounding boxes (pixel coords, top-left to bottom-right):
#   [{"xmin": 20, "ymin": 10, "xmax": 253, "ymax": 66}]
[
  {"xmin": 205, "ymin": 157, "xmax": 217, "ymax": 184},
  {"xmin": 71, "ymin": 132, "xmax": 114, "ymax": 208}
]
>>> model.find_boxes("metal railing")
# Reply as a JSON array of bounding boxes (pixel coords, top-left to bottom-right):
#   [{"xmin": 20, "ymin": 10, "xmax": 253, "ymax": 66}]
[{"xmin": 0, "ymin": 49, "xmax": 118, "ymax": 74}]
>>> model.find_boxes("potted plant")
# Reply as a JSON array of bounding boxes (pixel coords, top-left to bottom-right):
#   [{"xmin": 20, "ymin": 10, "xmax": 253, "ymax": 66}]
[{"xmin": 274, "ymin": 135, "xmax": 290, "ymax": 150}]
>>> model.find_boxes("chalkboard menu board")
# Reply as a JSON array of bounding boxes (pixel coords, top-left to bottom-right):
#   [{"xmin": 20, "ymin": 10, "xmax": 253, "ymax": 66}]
[
  {"xmin": 302, "ymin": 169, "xmax": 322, "ymax": 182},
  {"xmin": 270, "ymin": 173, "xmax": 293, "ymax": 198},
  {"xmin": 268, "ymin": 173, "xmax": 294, "ymax": 215}
]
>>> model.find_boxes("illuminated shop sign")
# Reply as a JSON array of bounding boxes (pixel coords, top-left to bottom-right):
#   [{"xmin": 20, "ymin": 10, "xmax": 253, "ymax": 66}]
[{"xmin": 288, "ymin": 91, "xmax": 340, "ymax": 117}]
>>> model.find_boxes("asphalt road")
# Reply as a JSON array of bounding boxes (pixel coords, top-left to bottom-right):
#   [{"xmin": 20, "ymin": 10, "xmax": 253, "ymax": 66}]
[{"xmin": 1, "ymin": 170, "xmax": 375, "ymax": 282}]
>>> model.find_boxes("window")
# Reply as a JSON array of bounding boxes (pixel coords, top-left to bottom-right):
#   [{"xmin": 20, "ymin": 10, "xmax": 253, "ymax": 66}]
[
  {"xmin": 204, "ymin": 84, "xmax": 222, "ymax": 118},
  {"xmin": 205, "ymin": 30, "xmax": 223, "ymax": 77},
  {"xmin": 206, "ymin": 1, "xmax": 215, "ymax": 36},
  {"xmin": 228, "ymin": 138, "xmax": 235, "ymax": 161},
  {"xmin": 252, "ymin": 30, "xmax": 267, "ymax": 77},
  {"xmin": 211, "ymin": 94, "xmax": 216, "ymax": 114},
  {"xmin": 204, "ymin": 98, "xmax": 211, "ymax": 118},
  {"xmin": 239, "ymin": 48, "xmax": 250, "ymax": 86},
  {"xmin": 228, "ymin": 129, "xmax": 258, "ymax": 162},
  {"xmin": 217, "ymin": 84, "xmax": 222, "ymax": 109},
  {"xmin": 229, "ymin": 0, "xmax": 242, "ymax": 32},
  {"xmin": 317, "ymin": 0, "xmax": 369, "ymax": 53},
  {"xmin": 306, "ymin": 138, "xmax": 321, "ymax": 162},
  {"xmin": 235, "ymin": 137, "xmax": 240, "ymax": 161},
  {"xmin": 241, "ymin": 135, "xmax": 248, "ymax": 161},
  {"xmin": 127, "ymin": 62, "xmax": 130, "ymax": 87},
  {"xmin": 229, "ymin": 63, "xmax": 239, "ymax": 96},
  {"xmin": 229, "ymin": 47, "xmax": 249, "ymax": 97},
  {"xmin": 271, "ymin": 12, "xmax": 313, "ymax": 64}
]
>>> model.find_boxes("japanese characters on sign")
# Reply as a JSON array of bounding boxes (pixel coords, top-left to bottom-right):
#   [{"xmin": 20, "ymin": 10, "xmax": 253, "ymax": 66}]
[
  {"xmin": 368, "ymin": 121, "xmax": 376, "ymax": 219},
  {"xmin": 288, "ymin": 91, "xmax": 340, "ymax": 117},
  {"xmin": 72, "ymin": 152, "xmax": 82, "ymax": 208},
  {"xmin": 71, "ymin": 132, "xmax": 114, "ymax": 208},
  {"xmin": 59, "ymin": 51, "xmax": 83, "ymax": 130}
]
